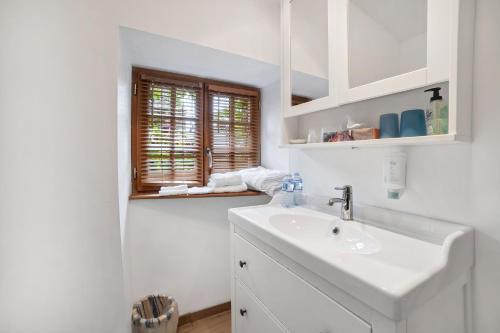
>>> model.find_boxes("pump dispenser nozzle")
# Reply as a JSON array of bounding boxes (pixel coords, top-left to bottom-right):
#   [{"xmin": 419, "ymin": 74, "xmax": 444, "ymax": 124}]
[{"xmin": 424, "ymin": 87, "xmax": 443, "ymax": 102}]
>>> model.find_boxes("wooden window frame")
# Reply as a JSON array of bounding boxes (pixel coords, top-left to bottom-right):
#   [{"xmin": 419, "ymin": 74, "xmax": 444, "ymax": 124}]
[
  {"xmin": 292, "ymin": 95, "xmax": 312, "ymax": 106},
  {"xmin": 130, "ymin": 67, "xmax": 262, "ymax": 199}
]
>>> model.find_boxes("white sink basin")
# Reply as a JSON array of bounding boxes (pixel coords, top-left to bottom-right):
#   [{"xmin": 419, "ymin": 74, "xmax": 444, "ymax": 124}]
[
  {"xmin": 228, "ymin": 200, "xmax": 474, "ymax": 320},
  {"xmin": 269, "ymin": 214, "xmax": 381, "ymax": 254}
]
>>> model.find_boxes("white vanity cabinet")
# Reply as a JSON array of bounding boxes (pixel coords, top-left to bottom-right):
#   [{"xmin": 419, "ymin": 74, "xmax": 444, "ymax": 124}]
[
  {"xmin": 232, "ymin": 233, "xmax": 371, "ymax": 333},
  {"xmin": 234, "ymin": 281, "xmax": 287, "ymax": 333},
  {"xmin": 231, "ymin": 228, "xmax": 377, "ymax": 333},
  {"xmin": 229, "ymin": 203, "xmax": 473, "ymax": 333}
]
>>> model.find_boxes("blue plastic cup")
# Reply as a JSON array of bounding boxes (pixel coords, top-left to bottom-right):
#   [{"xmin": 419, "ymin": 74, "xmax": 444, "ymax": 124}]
[
  {"xmin": 379, "ymin": 113, "xmax": 399, "ymax": 138},
  {"xmin": 400, "ymin": 109, "xmax": 427, "ymax": 137}
]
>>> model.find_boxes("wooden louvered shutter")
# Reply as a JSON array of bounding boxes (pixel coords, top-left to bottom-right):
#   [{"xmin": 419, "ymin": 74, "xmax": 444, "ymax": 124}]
[
  {"xmin": 207, "ymin": 84, "xmax": 260, "ymax": 174},
  {"xmin": 133, "ymin": 71, "xmax": 204, "ymax": 191}
]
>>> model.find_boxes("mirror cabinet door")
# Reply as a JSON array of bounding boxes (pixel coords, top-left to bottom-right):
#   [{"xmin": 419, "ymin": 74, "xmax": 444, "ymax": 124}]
[
  {"xmin": 290, "ymin": 0, "xmax": 330, "ymax": 108},
  {"xmin": 347, "ymin": 0, "xmax": 428, "ymax": 88},
  {"xmin": 332, "ymin": 0, "xmax": 449, "ymax": 104}
]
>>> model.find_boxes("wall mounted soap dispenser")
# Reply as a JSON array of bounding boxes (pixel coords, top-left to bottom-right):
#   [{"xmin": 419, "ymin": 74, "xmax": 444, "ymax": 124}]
[{"xmin": 383, "ymin": 152, "xmax": 407, "ymax": 199}]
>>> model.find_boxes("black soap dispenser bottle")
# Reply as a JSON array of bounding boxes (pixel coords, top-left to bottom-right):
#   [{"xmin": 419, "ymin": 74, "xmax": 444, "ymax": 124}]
[{"xmin": 424, "ymin": 87, "xmax": 448, "ymax": 135}]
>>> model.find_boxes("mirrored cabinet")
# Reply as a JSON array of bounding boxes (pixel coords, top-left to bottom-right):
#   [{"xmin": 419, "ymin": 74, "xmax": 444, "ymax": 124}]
[
  {"xmin": 281, "ymin": 0, "xmax": 475, "ymax": 148},
  {"xmin": 334, "ymin": 0, "xmax": 451, "ymax": 103},
  {"xmin": 282, "ymin": 0, "xmax": 337, "ymax": 117},
  {"xmin": 347, "ymin": 0, "xmax": 428, "ymax": 88}
]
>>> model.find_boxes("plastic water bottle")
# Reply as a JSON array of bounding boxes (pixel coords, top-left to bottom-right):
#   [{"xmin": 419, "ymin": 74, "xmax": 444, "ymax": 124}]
[
  {"xmin": 292, "ymin": 172, "xmax": 304, "ymax": 206},
  {"xmin": 280, "ymin": 176, "xmax": 295, "ymax": 208}
]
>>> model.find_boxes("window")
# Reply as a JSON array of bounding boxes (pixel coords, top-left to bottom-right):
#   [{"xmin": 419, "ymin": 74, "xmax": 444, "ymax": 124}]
[
  {"xmin": 207, "ymin": 84, "xmax": 260, "ymax": 174},
  {"xmin": 131, "ymin": 68, "xmax": 260, "ymax": 195}
]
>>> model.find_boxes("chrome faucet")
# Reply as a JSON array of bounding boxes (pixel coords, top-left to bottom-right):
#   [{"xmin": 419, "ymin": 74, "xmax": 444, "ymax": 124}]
[{"xmin": 327, "ymin": 185, "xmax": 353, "ymax": 221}]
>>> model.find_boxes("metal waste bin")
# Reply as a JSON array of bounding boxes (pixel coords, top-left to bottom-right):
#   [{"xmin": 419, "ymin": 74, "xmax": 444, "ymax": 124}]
[{"xmin": 131, "ymin": 295, "xmax": 179, "ymax": 333}]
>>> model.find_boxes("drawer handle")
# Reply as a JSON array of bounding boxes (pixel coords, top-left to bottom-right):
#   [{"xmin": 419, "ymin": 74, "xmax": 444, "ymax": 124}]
[
  {"xmin": 239, "ymin": 260, "xmax": 247, "ymax": 268},
  {"xmin": 240, "ymin": 308, "xmax": 247, "ymax": 317}
]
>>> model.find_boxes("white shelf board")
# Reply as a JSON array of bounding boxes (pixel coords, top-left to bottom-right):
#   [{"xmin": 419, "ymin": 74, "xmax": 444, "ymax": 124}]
[{"xmin": 280, "ymin": 134, "xmax": 469, "ymax": 149}]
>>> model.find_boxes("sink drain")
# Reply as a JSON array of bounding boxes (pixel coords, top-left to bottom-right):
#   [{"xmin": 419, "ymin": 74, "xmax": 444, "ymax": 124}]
[{"xmin": 332, "ymin": 226, "xmax": 340, "ymax": 235}]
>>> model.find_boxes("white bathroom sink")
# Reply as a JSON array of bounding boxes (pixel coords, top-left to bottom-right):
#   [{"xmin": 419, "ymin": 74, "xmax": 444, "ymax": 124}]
[
  {"xmin": 269, "ymin": 214, "xmax": 381, "ymax": 254},
  {"xmin": 228, "ymin": 199, "xmax": 474, "ymax": 320}
]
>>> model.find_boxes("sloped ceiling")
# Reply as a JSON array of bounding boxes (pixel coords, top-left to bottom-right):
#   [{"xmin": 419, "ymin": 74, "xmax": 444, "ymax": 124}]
[{"xmin": 121, "ymin": 27, "xmax": 280, "ymax": 88}]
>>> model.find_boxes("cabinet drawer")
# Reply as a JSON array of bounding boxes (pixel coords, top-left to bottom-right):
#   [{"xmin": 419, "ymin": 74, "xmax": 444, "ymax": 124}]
[
  {"xmin": 234, "ymin": 281, "xmax": 287, "ymax": 333},
  {"xmin": 234, "ymin": 233, "xmax": 371, "ymax": 333}
]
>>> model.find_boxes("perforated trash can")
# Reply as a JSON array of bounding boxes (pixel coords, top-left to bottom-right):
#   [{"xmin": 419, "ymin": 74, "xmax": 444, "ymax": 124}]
[{"xmin": 131, "ymin": 295, "xmax": 179, "ymax": 333}]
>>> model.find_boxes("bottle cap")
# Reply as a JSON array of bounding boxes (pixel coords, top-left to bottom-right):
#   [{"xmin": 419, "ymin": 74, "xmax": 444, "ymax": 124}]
[{"xmin": 424, "ymin": 87, "xmax": 443, "ymax": 102}]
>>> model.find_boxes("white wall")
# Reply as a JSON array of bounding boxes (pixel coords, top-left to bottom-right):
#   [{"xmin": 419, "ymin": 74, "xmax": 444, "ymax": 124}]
[
  {"xmin": 0, "ymin": 1, "xmax": 127, "ymax": 332},
  {"xmin": 116, "ymin": 2, "xmax": 283, "ymax": 319},
  {"xmin": 118, "ymin": 32, "xmax": 133, "ymax": 248},
  {"xmin": 118, "ymin": 0, "xmax": 281, "ymax": 66},
  {"xmin": 288, "ymin": 0, "xmax": 500, "ymax": 331},
  {"xmin": 117, "ymin": 30, "xmax": 134, "ymax": 311},
  {"xmin": 125, "ymin": 196, "xmax": 270, "ymax": 315},
  {"xmin": 468, "ymin": 1, "xmax": 500, "ymax": 330},
  {"xmin": 0, "ymin": 2, "xmax": 281, "ymax": 329}
]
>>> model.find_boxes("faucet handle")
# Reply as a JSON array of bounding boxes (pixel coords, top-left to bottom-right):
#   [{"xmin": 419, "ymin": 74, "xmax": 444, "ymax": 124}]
[
  {"xmin": 334, "ymin": 185, "xmax": 352, "ymax": 200},
  {"xmin": 335, "ymin": 185, "xmax": 351, "ymax": 192},
  {"xmin": 331, "ymin": 186, "xmax": 353, "ymax": 221}
]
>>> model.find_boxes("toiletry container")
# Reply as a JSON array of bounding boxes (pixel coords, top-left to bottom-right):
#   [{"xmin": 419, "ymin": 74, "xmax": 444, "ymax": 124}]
[
  {"xmin": 400, "ymin": 109, "xmax": 427, "ymax": 137},
  {"xmin": 379, "ymin": 113, "xmax": 399, "ymax": 138},
  {"xmin": 292, "ymin": 172, "xmax": 304, "ymax": 205},
  {"xmin": 425, "ymin": 87, "xmax": 448, "ymax": 135},
  {"xmin": 280, "ymin": 176, "xmax": 295, "ymax": 208},
  {"xmin": 383, "ymin": 152, "xmax": 407, "ymax": 199}
]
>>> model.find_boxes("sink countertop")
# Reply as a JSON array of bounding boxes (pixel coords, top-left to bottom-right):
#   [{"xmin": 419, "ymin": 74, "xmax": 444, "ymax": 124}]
[{"xmin": 228, "ymin": 201, "xmax": 474, "ymax": 320}]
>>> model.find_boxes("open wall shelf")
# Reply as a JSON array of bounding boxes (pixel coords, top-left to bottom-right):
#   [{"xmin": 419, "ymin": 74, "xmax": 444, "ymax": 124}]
[{"xmin": 280, "ymin": 134, "xmax": 469, "ymax": 150}]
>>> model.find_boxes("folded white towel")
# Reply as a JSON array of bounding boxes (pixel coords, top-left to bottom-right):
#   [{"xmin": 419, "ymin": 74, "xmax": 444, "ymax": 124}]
[
  {"xmin": 160, "ymin": 184, "xmax": 188, "ymax": 192},
  {"xmin": 209, "ymin": 172, "xmax": 243, "ymax": 187},
  {"xmin": 158, "ymin": 188, "xmax": 189, "ymax": 196},
  {"xmin": 238, "ymin": 167, "xmax": 288, "ymax": 196},
  {"xmin": 187, "ymin": 186, "xmax": 214, "ymax": 195},
  {"xmin": 211, "ymin": 182, "xmax": 248, "ymax": 193}
]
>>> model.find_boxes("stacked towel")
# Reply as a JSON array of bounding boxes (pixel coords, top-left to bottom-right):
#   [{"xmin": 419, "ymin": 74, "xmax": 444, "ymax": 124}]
[
  {"xmin": 187, "ymin": 186, "xmax": 214, "ymax": 195},
  {"xmin": 157, "ymin": 167, "xmax": 287, "ymax": 196},
  {"xmin": 209, "ymin": 172, "xmax": 243, "ymax": 187},
  {"xmin": 159, "ymin": 185, "xmax": 188, "ymax": 196},
  {"xmin": 208, "ymin": 172, "xmax": 248, "ymax": 193},
  {"xmin": 238, "ymin": 167, "xmax": 288, "ymax": 196},
  {"xmin": 209, "ymin": 182, "xmax": 248, "ymax": 193}
]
